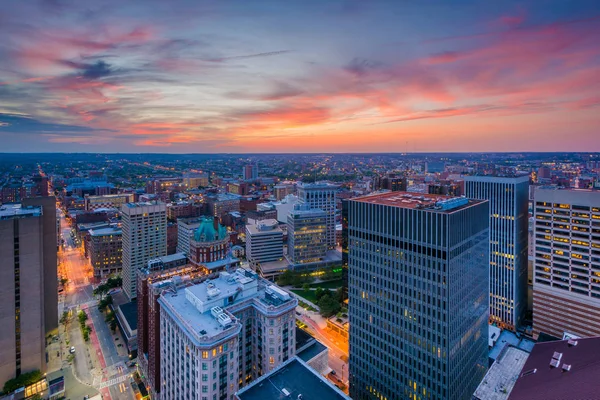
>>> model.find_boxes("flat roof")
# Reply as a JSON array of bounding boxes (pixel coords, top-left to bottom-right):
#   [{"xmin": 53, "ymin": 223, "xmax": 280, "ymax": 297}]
[
  {"xmin": 297, "ymin": 340, "xmax": 327, "ymax": 363},
  {"xmin": 352, "ymin": 191, "xmax": 484, "ymax": 212},
  {"xmin": 489, "ymin": 330, "xmax": 535, "ymax": 361},
  {"xmin": 235, "ymin": 358, "xmax": 349, "ymax": 400},
  {"xmin": 118, "ymin": 301, "xmax": 138, "ymax": 331},
  {"xmin": 89, "ymin": 227, "xmax": 121, "ymax": 236},
  {"xmin": 246, "ymin": 220, "xmax": 282, "ymax": 235},
  {"xmin": 473, "ymin": 346, "xmax": 530, "ymax": 400},
  {"xmin": 0, "ymin": 203, "xmax": 42, "ymax": 219},
  {"xmin": 509, "ymin": 336, "xmax": 600, "ymax": 400}
]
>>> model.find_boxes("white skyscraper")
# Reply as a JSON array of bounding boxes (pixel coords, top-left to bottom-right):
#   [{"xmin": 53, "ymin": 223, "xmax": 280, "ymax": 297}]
[
  {"xmin": 465, "ymin": 175, "xmax": 529, "ymax": 331},
  {"xmin": 121, "ymin": 202, "xmax": 167, "ymax": 300},
  {"xmin": 297, "ymin": 182, "xmax": 338, "ymax": 249}
]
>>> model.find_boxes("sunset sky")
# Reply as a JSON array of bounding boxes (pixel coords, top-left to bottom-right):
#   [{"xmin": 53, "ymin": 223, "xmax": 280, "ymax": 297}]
[{"xmin": 1, "ymin": 0, "xmax": 599, "ymax": 153}]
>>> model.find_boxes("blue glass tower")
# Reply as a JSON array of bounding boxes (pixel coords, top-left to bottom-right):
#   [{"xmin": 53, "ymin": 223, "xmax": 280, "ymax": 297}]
[{"xmin": 348, "ymin": 192, "xmax": 489, "ymax": 400}]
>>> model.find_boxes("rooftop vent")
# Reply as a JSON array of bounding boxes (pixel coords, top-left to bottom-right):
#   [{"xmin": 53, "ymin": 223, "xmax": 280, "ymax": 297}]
[
  {"xmin": 550, "ymin": 359, "xmax": 560, "ymax": 368},
  {"xmin": 568, "ymin": 339, "xmax": 578, "ymax": 347},
  {"xmin": 562, "ymin": 364, "xmax": 571, "ymax": 372},
  {"xmin": 552, "ymin": 352, "xmax": 563, "ymax": 362},
  {"xmin": 282, "ymin": 388, "xmax": 291, "ymax": 397}
]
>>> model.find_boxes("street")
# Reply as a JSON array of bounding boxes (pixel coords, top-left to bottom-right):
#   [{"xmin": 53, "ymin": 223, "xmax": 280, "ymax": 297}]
[
  {"xmin": 296, "ymin": 307, "xmax": 350, "ymax": 388},
  {"xmin": 54, "ymin": 208, "xmax": 136, "ymax": 400}
]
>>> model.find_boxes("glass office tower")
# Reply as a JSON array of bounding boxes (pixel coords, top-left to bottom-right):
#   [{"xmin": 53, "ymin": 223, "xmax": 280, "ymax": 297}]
[
  {"xmin": 348, "ymin": 193, "xmax": 489, "ymax": 400},
  {"xmin": 464, "ymin": 175, "xmax": 529, "ymax": 331}
]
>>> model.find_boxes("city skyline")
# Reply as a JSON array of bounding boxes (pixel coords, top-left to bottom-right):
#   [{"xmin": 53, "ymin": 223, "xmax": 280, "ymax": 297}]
[{"xmin": 1, "ymin": 0, "xmax": 600, "ymax": 153}]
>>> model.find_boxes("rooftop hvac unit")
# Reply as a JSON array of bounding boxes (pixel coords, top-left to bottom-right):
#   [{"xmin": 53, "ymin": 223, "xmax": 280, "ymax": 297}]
[
  {"xmin": 211, "ymin": 306, "xmax": 223, "ymax": 318},
  {"xmin": 216, "ymin": 313, "xmax": 232, "ymax": 327},
  {"xmin": 282, "ymin": 388, "xmax": 291, "ymax": 397}
]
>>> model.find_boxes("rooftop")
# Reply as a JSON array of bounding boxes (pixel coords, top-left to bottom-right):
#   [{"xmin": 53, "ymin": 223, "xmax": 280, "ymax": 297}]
[
  {"xmin": 473, "ymin": 346, "xmax": 530, "ymax": 400},
  {"xmin": 508, "ymin": 336, "xmax": 600, "ymax": 400},
  {"xmin": 297, "ymin": 340, "xmax": 328, "ymax": 363},
  {"xmin": 158, "ymin": 269, "xmax": 295, "ymax": 343},
  {"xmin": 246, "ymin": 219, "xmax": 282, "ymax": 235},
  {"xmin": 298, "ymin": 182, "xmax": 340, "ymax": 190},
  {"xmin": 489, "ymin": 330, "xmax": 535, "ymax": 362},
  {"xmin": 235, "ymin": 357, "xmax": 350, "ymax": 400},
  {"xmin": 89, "ymin": 227, "xmax": 122, "ymax": 237},
  {"xmin": 117, "ymin": 301, "xmax": 138, "ymax": 331},
  {"xmin": 353, "ymin": 191, "xmax": 484, "ymax": 212},
  {"xmin": 0, "ymin": 203, "xmax": 42, "ymax": 219}
]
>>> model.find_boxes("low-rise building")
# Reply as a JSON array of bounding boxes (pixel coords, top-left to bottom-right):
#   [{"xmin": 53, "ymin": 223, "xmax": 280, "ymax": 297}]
[
  {"xmin": 84, "ymin": 193, "xmax": 134, "ymax": 211},
  {"xmin": 472, "ymin": 345, "xmax": 530, "ymax": 400},
  {"xmin": 234, "ymin": 357, "xmax": 350, "ymax": 400}
]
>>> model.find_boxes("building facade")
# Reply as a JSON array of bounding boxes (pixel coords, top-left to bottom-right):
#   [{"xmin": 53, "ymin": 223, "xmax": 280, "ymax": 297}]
[
  {"xmin": 287, "ymin": 206, "xmax": 327, "ymax": 265},
  {"xmin": 245, "ymin": 220, "xmax": 283, "ymax": 265},
  {"xmin": 88, "ymin": 227, "xmax": 122, "ymax": 279},
  {"xmin": 137, "ymin": 260, "xmax": 205, "ymax": 399},
  {"xmin": 465, "ymin": 175, "xmax": 529, "ymax": 331},
  {"xmin": 297, "ymin": 182, "xmax": 338, "ymax": 249},
  {"xmin": 121, "ymin": 202, "xmax": 167, "ymax": 300},
  {"xmin": 532, "ymin": 188, "xmax": 600, "ymax": 338},
  {"xmin": 0, "ymin": 204, "xmax": 48, "ymax": 388},
  {"xmin": 348, "ymin": 193, "xmax": 489, "ymax": 400},
  {"xmin": 84, "ymin": 193, "xmax": 134, "ymax": 211},
  {"xmin": 158, "ymin": 269, "xmax": 297, "ymax": 400},
  {"xmin": 206, "ymin": 194, "xmax": 241, "ymax": 218}
]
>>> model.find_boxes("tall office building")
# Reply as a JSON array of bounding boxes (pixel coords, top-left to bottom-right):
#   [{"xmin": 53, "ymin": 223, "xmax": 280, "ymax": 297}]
[
  {"xmin": 532, "ymin": 188, "xmax": 600, "ymax": 338},
  {"xmin": 287, "ymin": 205, "xmax": 327, "ymax": 265},
  {"xmin": 246, "ymin": 219, "xmax": 283, "ymax": 264},
  {"xmin": 0, "ymin": 203, "xmax": 55, "ymax": 387},
  {"xmin": 121, "ymin": 202, "xmax": 167, "ymax": 300},
  {"xmin": 464, "ymin": 175, "xmax": 529, "ymax": 331},
  {"xmin": 158, "ymin": 269, "xmax": 297, "ymax": 399},
  {"xmin": 243, "ymin": 164, "xmax": 259, "ymax": 181},
  {"xmin": 348, "ymin": 192, "xmax": 489, "ymax": 400},
  {"xmin": 22, "ymin": 196, "xmax": 58, "ymax": 332},
  {"xmin": 297, "ymin": 182, "xmax": 338, "ymax": 249}
]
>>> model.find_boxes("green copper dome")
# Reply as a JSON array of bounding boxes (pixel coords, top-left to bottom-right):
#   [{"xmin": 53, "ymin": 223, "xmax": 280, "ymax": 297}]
[{"xmin": 193, "ymin": 217, "xmax": 227, "ymax": 242}]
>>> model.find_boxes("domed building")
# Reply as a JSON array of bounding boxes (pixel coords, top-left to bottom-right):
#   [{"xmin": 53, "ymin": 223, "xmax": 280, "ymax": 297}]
[{"xmin": 189, "ymin": 217, "xmax": 239, "ymax": 273}]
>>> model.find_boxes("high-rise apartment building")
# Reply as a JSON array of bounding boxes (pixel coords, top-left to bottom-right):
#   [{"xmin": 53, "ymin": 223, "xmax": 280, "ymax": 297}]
[
  {"xmin": 246, "ymin": 219, "xmax": 283, "ymax": 264},
  {"xmin": 464, "ymin": 175, "xmax": 529, "ymax": 331},
  {"xmin": 88, "ymin": 227, "xmax": 122, "ymax": 279},
  {"xmin": 0, "ymin": 203, "xmax": 54, "ymax": 388},
  {"xmin": 121, "ymin": 202, "xmax": 167, "ymax": 300},
  {"xmin": 532, "ymin": 188, "xmax": 600, "ymax": 338},
  {"xmin": 348, "ymin": 192, "xmax": 489, "ymax": 400},
  {"xmin": 297, "ymin": 182, "xmax": 338, "ymax": 249},
  {"xmin": 287, "ymin": 205, "xmax": 327, "ymax": 265},
  {"xmin": 158, "ymin": 269, "xmax": 297, "ymax": 399}
]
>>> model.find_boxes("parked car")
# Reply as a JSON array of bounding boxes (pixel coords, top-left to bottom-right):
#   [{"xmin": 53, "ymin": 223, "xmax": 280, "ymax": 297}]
[{"xmin": 70, "ymin": 346, "xmax": 75, "ymax": 354}]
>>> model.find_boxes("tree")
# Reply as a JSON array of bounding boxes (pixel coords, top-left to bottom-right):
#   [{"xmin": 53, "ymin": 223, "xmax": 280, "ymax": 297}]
[
  {"xmin": 60, "ymin": 311, "xmax": 69, "ymax": 324},
  {"xmin": 302, "ymin": 283, "xmax": 310, "ymax": 291},
  {"xmin": 277, "ymin": 270, "xmax": 294, "ymax": 286},
  {"xmin": 314, "ymin": 287, "xmax": 327, "ymax": 301},
  {"xmin": 110, "ymin": 318, "xmax": 118, "ymax": 332},
  {"xmin": 317, "ymin": 294, "xmax": 341, "ymax": 318},
  {"xmin": 2, "ymin": 370, "xmax": 43, "ymax": 394},
  {"xmin": 98, "ymin": 295, "xmax": 113, "ymax": 312}
]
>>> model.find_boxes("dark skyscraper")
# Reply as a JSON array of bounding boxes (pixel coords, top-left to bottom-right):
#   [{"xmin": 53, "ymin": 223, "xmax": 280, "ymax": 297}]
[{"xmin": 348, "ymin": 192, "xmax": 489, "ymax": 400}]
